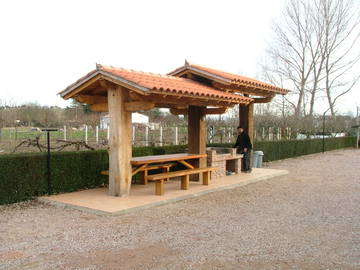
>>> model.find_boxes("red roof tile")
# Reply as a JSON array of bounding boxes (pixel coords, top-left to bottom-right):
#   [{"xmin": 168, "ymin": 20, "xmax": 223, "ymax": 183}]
[
  {"xmin": 169, "ymin": 63, "xmax": 288, "ymax": 94},
  {"xmin": 98, "ymin": 65, "xmax": 252, "ymax": 103}
]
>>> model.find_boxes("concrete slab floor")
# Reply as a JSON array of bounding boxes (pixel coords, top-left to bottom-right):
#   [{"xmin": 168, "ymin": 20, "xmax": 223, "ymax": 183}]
[{"xmin": 39, "ymin": 168, "xmax": 288, "ymax": 215}]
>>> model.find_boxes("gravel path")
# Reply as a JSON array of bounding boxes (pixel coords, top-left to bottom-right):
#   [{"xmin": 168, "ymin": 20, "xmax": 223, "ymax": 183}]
[{"xmin": 1, "ymin": 149, "xmax": 359, "ymax": 270}]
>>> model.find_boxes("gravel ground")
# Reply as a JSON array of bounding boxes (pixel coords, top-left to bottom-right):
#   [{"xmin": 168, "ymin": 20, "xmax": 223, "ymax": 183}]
[{"xmin": 1, "ymin": 149, "xmax": 359, "ymax": 270}]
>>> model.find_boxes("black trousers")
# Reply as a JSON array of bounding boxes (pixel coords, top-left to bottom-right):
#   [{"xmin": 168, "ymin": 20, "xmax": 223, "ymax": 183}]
[{"xmin": 241, "ymin": 150, "xmax": 251, "ymax": 171}]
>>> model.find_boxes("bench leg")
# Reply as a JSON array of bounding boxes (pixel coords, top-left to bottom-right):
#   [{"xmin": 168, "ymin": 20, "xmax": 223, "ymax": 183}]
[
  {"xmin": 203, "ymin": 171, "xmax": 210, "ymax": 185},
  {"xmin": 163, "ymin": 166, "xmax": 170, "ymax": 181},
  {"xmin": 141, "ymin": 170, "xmax": 148, "ymax": 185},
  {"xmin": 155, "ymin": 179, "xmax": 164, "ymax": 195},
  {"xmin": 181, "ymin": 175, "xmax": 189, "ymax": 190}
]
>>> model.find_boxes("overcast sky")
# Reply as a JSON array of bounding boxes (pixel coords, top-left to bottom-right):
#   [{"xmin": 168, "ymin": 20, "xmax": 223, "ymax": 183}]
[{"xmin": 0, "ymin": 0, "xmax": 358, "ymax": 114}]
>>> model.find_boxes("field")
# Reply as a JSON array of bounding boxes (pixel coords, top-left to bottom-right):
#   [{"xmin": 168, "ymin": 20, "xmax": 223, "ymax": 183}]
[{"xmin": 0, "ymin": 126, "xmax": 234, "ymax": 154}]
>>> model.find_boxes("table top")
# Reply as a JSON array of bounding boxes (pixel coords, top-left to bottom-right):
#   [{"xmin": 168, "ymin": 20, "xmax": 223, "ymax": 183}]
[{"xmin": 131, "ymin": 153, "xmax": 207, "ymax": 166}]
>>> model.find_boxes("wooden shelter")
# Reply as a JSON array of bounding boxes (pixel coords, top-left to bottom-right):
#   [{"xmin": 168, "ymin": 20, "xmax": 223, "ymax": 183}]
[{"xmin": 59, "ymin": 62, "xmax": 288, "ymax": 197}]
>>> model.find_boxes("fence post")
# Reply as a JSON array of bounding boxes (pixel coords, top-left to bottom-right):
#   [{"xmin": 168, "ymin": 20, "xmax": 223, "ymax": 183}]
[
  {"xmin": 175, "ymin": 126, "xmax": 178, "ymax": 145},
  {"xmin": 63, "ymin": 125, "xmax": 67, "ymax": 141},
  {"xmin": 132, "ymin": 125, "xmax": 135, "ymax": 142},
  {"xmin": 85, "ymin": 125, "xmax": 88, "ymax": 144},
  {"xmin": 269, "ymin": 127, "xmax": 272, "ymax": 140},
  {"xmin": 145, "ymin": 126, "xmax": 149, "ymax": 146},
  {"xmin": 262, "ymin": 127, "xmax": 265, "ymax": 140},
  {"xmin": 278, "ymin": 127, "xmax": 281, "ymax": 140},
  {"xmin": 107, "ymin": 126, "xmax": 110, "ymax": 141},
  {"xmin": 96, "ymin": 126, "xmax": 99, "ymax": 144},
  {"xmin": 159, "ymin": 126, "xmax": 163, "ymax": 146}
]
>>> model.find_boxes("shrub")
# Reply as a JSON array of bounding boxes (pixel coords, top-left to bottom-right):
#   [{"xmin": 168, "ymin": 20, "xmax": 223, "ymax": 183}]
[
  {"xmin": 0, "ymin": 137, "xmax": 355, "ymax": 205},
  {"xmin": 209, "ymin": 136, "xmax": 356, "ymax": 162}
]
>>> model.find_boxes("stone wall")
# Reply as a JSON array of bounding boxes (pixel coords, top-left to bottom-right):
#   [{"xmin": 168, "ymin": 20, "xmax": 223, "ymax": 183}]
[{"xmin": 207, "ymin": 148, "xmax": 241, "ymax": 178}]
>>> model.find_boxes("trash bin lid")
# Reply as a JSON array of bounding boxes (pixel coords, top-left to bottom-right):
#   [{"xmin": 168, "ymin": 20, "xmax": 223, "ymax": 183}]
[{"xmin": 254, "ymin": 151, "xmax": 264, "ymax": 155}]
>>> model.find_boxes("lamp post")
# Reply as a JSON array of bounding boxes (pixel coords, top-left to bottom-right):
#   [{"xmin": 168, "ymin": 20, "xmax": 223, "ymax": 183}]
[
  {"xmin": 322, "ymin": 108, "xmax": 331, "ymax": 153},
  {"xmin": 42, "ymin": 128, "xmax": 58, "ymax": 195}
]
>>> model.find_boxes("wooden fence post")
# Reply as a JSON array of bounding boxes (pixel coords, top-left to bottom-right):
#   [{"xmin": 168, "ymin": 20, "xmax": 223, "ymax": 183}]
[
  {"xmin": 96, "ymin": 126, "xmax": 99, "ymax": 144},
  {"xmin": 85, "ymin": 125, "xmax": 88, "ymax": 144},
  {"xmin": 159, "ymin": 126, "xmax": 163, "ymax": 146},
  {"xmin": 132, "ymin": 125, "xmax": 135, "ymax": 142},
  {"xmin": 63, "ymin": 125, "xmax": 67, "ymax": 141},
  {"xmin": 145, "ymin": 126, "xmax": 149, "ymax": 146},
  {"xmin": 175, "ymin": 126, "xmax": 178, "ymax": 145}
]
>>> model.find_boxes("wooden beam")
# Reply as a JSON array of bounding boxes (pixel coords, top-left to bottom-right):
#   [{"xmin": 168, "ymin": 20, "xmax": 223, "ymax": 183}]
[
  {"xmin": 205, "ymin": 107, "xmax": 228, "ymax": 114},
  {"xmin": 63, "ymin": 74, "xmax": 102, "ymax": 99},
  {"xmin": 124, "ymin": 101, "xmax": 155, "ymax": 112},
  {"xmin": 170, "ymin": 108, "xmax": 188, "ymax": 115},
  {"xmin": 108, "ymin": 86, "xmax": 132, "ymax": 197},
  {"xmin": 75, "ymin": 95, "xmax": 107, "ymax": 104},
  {"xmin": 131, "ymin": 92, "xmax": 242, "ymax": 107},
  {"xmin": 90, "ymin": 103, "xmax": 108, "ymax": 112},
  {"xmin": 170, "ymin": 107, "xmax": 228, "ymax": 115},
  {"xmin": 253, "ymin": 95, "xmax": 275, "ymax": 103}
]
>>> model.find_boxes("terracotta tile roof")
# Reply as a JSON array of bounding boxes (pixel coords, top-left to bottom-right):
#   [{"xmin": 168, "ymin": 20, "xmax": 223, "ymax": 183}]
[
  {"xmin": 168, "ymin": 63, "xmax": 288, "ymax": 94},
  {"xmin": 97, "ymin": 65, "xmax": 252, "ymax": 103}
]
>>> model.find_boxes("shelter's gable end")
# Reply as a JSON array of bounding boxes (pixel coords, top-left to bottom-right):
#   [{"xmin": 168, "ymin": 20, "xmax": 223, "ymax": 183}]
[{"xmin": 168, "ymin": 63, "xmax": 289, "ymax": 96}]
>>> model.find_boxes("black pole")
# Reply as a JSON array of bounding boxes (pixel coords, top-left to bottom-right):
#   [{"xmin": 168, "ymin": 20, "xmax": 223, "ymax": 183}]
[
  {"xmin": 46, "ymin": 131, "xmax": 52, "ymax": 195},
  {"xmin": 42, "ymin": 128, "xmax": 58, "ymax": 195}
]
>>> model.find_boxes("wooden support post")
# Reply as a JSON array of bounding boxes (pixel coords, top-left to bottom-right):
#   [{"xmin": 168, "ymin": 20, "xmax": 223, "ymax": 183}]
[
  {"xmin": 159, "ymin": 126, "xmax": 163, "ymax": 146},
  {"xmin": 108, "ymin": 86, "xmax": 132, "ymax": 197},
  {"xmin": 181, "ymin": 175, "xmax": 189, "ymax": 190},
  {"xmin": 188, "ymin": 106, "xmax": 206, "ymax": 181},
  {"xmin": 155, "ymin": 179, "xmax": 164, "ymax": 195},
  {"xmin": 239, "ymin": 102, "xmax": 254, "ymax": 144},
  {"xmin": 203, "ymin": 171, "xmax": 210, "ymax": 185},
  {"xmin": 63, "ymin": 125, "xmax": 67, "ymax": 141}
]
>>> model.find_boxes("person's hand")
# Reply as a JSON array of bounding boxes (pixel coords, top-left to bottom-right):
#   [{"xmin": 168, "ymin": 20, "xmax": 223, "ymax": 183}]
[{"xmin": 243, "ymin": 148, "xmax": 247, "ymax": 152}]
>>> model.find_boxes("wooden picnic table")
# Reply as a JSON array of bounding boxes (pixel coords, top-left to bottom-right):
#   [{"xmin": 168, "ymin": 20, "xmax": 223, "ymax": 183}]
[
  {"xmin": 130, "ymin": 153, "xmax": 207, "ymax": 180},
  {"xmin": 131, "ymin": 153, "xmax": 206, "ymax": 167},
  {"xmin": 131, "ymin": 153, "xmax": 212, "ymax": 195}
]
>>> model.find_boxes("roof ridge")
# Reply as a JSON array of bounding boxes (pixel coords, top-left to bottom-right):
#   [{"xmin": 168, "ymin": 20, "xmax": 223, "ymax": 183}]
[{"xmin": 99, "ymin": 64, "xmax": 205, "ymax": 82}]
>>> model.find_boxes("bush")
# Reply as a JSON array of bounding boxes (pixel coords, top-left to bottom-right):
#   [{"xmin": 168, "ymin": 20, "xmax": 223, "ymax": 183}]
[
  {"xmin": 209, "ymin": 136, "xmax": 356, "ymax": 162},
  {"xmin": 0, "ymin": 137, "xmax": 355, "ymax": 205},
  {"xmin": 0, "ymin": 151, "xmax": 109, "ymax": 205}
]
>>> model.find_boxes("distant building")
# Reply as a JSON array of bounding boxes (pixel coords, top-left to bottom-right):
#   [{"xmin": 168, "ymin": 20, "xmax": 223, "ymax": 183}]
[{"xmin": 100, "ymin": 113, "xmax": 149, "ymax": 129}]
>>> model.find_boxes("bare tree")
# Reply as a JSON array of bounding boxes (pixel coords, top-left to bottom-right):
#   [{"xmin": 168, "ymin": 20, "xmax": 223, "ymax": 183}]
[
  {"xmin": 263, "ymin": 0, "xmax": 317, "ymax": 117},
  {"xmin": 317, "ymin": 0, "xmax": 360, "ymax": 115},
  {"xmin": 263, "ymin": 0, "xmax": 360, "ymax": 117}
]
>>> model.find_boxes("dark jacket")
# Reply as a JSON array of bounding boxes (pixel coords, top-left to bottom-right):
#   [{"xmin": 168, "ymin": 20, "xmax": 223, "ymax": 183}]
[{"xmin": 233, "ymin": 131, "xmax": 252, "ymax": 150}]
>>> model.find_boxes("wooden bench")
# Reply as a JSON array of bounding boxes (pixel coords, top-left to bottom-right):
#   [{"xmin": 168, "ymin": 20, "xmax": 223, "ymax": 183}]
[
  {"xmin": 101, "ymin": 163, "xmax": 176, "ymax": 184},
  {"xmin": 147, "ymin": 167, "xmax": 215, "ymax": 195}
]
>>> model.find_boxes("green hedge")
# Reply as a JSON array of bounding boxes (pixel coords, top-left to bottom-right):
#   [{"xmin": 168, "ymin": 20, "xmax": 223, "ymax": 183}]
[
  {"xmin": 0, "ymin": 137, "xmax": 355, "ymax": 205},
  {"xmin": 209, "ymin": 136, "xmax": 356, "ymax": 162},
  {"xmin": 0, "ymin": 145, "xmax": 187, "ymax": 205}
]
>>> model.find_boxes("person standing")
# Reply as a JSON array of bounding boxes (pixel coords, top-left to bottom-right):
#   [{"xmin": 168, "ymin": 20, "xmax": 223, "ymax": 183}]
[{"xmin": 233, "ymin": 126, "xmax": 252, "ymax": 173}]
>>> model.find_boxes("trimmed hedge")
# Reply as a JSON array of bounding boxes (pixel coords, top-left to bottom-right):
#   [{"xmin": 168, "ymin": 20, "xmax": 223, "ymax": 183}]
[
  {"xmin": 0, "ymin": 137, "xmax": 355, "ymax": 205},
  {"xmin": 209, "ymin": 136, "xmax": 356, "ymax": 162},
  {"xmin": 0, "ymin": 145, "xmax": 188, "ymax": 205}
]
